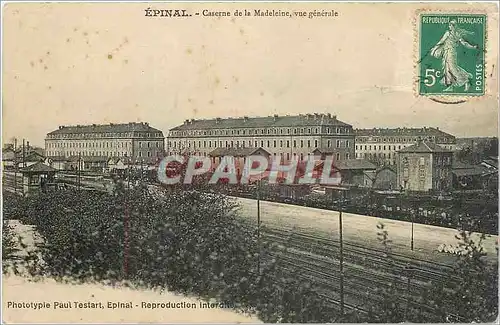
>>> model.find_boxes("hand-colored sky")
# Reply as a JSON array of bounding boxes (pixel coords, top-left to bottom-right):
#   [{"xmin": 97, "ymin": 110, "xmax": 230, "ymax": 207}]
[{"xmin": 3, "ymin": 2, "xmax": 499, "ymax": 147}]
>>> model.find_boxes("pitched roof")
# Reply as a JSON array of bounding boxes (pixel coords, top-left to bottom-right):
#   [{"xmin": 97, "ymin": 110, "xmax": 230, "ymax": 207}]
[
  {"xmin": 398, "ymin": 141, "xmax": 451, "ymax": 153},
  {"xmin": 452, "ymin": 168, "xmax": 487, "ymax": 177},
  {"xmin": 334, "ymin": 159, "xmax": 377, "ymax": 170},
  {"xmin": 170, "ymin": 114, "xmax": 351, "ymax": 131},
  {"xmin": 20, "ymin": 162, "xmax": 57, "ymax": 173},
  {"xmin": 376, "ymin": 165, "xmax": 397, "ymax": 174},
  {"xmin": 24, "ymin": 153, "xmax": 45, "ymax": 162},
  {"xmin": 208, "ymin": 147, "xmax": 270, "ymax": 157},
  {"xmin": 68, "ymin": 155, "xmax": 109, "ymax": 163},
  {"xmin": 354, "ymin": 127, "xmax": 454, "ymax": 138},
  {"xmin": 47, "ymin": 122, "xmax": 163, "ymax": 136},
  {"xmin": 46, "ymin": 156, "xmax": 69, "ymax": 162}
]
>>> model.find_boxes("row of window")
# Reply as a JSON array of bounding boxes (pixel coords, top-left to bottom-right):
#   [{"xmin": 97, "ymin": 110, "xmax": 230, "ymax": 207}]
[
  {"xmin": 47, "ymin": 132, "xmax": 163, "ymax": 139},
  {"xmin": 356, "ymin": 144, "xmax": 455, "ymax": 151},
  {"xmin": 356, "ymin": 144, "xmax": 404, "ymax": 151},
  {"xmin": 355, "ymin": 136, "xmax": 454, "ymax": 144},
  {"xmin": 46, "ymin": 141, "xmax": 162, "ymax": 149},
  {"xmin": 170, "ymin": 126, "xmax": 352, "ymax": 137},
  {"xmin": 46, "ymin": 151, "xmax": 158, "ymax": 158},
  {"xmin": 169, "ymin": 139, "xmax": 351, "ymax": 150},
  {"xmin": 355, "ymin": 152, "xmax": 396, "ymax": 159}
]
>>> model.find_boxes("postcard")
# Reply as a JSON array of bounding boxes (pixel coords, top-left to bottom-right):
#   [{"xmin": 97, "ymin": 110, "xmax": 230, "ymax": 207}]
[{"xmin": 2, "ymin": 1, "xmax": 498, "ymax": 323}]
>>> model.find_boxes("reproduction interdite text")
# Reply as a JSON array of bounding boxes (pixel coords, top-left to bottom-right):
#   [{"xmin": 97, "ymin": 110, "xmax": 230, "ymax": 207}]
[{"xmin": 6, "ymin": 301, "xmax": 235, "ymax": 310}]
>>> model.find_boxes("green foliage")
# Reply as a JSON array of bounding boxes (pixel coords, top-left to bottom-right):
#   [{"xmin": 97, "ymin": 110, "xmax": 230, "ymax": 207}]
[
  {"xmin": 2, "ymin": 184, "xmax": 343, "ymax": 322},
  {"xmin": 3, "ymin": 184, "xmax": 497, "ymax": 323},
  {"xmin": 372, "ymin": 222, "xmax": 498, "ymax": 323},
  {"xmin": 444, "ymin": 230, "xmax": 498, "ymax": 322},
  {"xmin": 2, "ymin": 221, "xmax": 19, "ymax": 272}
]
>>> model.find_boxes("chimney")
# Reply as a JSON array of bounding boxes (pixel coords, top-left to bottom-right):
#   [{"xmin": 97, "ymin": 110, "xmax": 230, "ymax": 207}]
[
  {"xmin": 184, "ymin": 119, "xmax": 189, "ymax": 125},
  {"xmin": 243, "ymin": 116, "xmax": 249, "ymax": 122},
  {"xmin": 436, "ymin": 127, "xmax": 439, "ymax": 130},
  {"xmin": 145, "ymin": 122, "xmax": 149, "ymax": 126},
  {"xmin": 215, "ymin": 118, "xmax": 221, "ymax": 124},
  {"xmin": 332, "ymin": 115, "xmax": 337, "ymax": 120},
  {"xmin": 58, "ymin": 125, "xmax": 64, "ymax": 130},
  {"xmin": 327, "ymin": 113, "xmax": 331, "ymax": 118},
  {"xmin": 190, "ymin": 119, "xmax": 195, "ymax": 123},
  {"xmin": 273, "ymin": 114, "xmax": 278, "ymax": 121}
]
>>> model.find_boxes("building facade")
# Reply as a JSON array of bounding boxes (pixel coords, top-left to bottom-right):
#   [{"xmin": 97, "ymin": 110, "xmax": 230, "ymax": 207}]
[
  {"xmin": 354, "ymin": 127, "xmax": 456, "ymax": 166},
  {"xmin": 167, "ymin": 113, "xmax": 355, "ymax": 162},
  {"xmin": 397, "ymin": 140, "xmax": 453, "ymax": 192},
  {"xmin": 45, "ymin": 122, "xmax": 165, "ymax": 164}
]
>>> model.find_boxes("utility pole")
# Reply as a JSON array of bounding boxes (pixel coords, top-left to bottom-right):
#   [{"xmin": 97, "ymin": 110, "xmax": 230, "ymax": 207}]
[
  {"xmin": 339, "ymin": 189, "xmax": 345, "ymax": 317},
  {"xmin": 22, "ymin": 139, "xmax": 26, "ymax": 168},
  {"xmin": 257, "ymin": 178, "xmax": 261, "ymax": 274},
  {"xmin": 77, "ymin": 152, "xmax": 81, "ymax": 191},
  {"xmin": 14, "ymin": 138, "xmax": 18, "ymax": 194},
  {"xmin": 411, "ymin": 200, "xmax": 415, "ymax": 251}
]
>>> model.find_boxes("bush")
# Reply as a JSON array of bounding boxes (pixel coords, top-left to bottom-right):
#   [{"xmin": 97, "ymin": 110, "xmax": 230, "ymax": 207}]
[
  {"xmin": 3, "ymin": 183, "xmax": 345, "ymax": 322},
  {"xmin": 2, "ymin": 220, "xmax": 18, "ymax": 272}
]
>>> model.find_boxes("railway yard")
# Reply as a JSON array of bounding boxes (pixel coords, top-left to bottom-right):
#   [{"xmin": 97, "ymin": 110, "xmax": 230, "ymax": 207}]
[{"xmin": 3, "ymin": 171, "xmax": 498, "ymax": 320}]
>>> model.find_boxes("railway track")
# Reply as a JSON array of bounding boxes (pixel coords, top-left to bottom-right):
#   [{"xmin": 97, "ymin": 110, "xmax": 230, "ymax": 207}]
[
  {"xmin": 261, "ymin": 227, "xmax": 457, "ymax": 283},
  {"xmin": 254, "ymin": 225, "xmax": 466, "ymax": 320}
]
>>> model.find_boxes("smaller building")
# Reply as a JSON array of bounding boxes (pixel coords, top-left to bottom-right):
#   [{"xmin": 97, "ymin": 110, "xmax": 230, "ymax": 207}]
[
  {"xmin": 332, "ymin": 159, "xmax": 377, "ymax": 187},
  {"xmin": 45, "ymin": 156, "xmax": 69, "ymax": 171},
  {"xmin": 107, "ymin": 157, "xmax": 128, "ymax": 173},
  {"xmin": 208, "ymin": 147, "xmax": 271, "ymax": 180},
  {"xmin": 372, "ymin": 166, "xmax": 398, "ymax": 190},
  {"xmin": 20, "ymin": 162, "xmax": 58, "ymax": 195},
  {"xmin": 67, "ymin": 156, "xmax": 108, "ymax": 173},
  {"xmin": 397, "ymin": 140, "xmax": 453, "ymax": 192},
  {"xmin": 2, "ymin": 147, "xmax": 16, "ymax": 169}
]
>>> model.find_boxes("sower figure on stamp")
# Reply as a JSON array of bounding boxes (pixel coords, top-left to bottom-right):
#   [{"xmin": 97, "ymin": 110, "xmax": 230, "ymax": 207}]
[{"xmin": 430, "ymin": 20, "xmax": 479, "ymax": 92}]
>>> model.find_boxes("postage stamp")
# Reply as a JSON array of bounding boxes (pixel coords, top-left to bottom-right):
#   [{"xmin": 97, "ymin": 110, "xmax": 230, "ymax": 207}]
[{"xmin": 418, "ymin": 13, "xmax": 486, "ymax": 97}]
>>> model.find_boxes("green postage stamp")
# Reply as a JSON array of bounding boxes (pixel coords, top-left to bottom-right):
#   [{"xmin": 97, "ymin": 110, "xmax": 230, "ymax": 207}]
[{"xmin": 418, "ymin": 13, "xmax": 486, "ymax": 97}]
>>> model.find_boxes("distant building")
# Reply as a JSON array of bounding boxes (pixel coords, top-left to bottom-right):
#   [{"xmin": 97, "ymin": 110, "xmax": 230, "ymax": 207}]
[
  {"xmin": 371, "ymin": 166, "xmax": 398, "ymax": 190},
  {"xmin": 354, "ymin": 127, "xmax": 456, "ymax": 166},
  {"xmin": 208, "ymin": 147, "xmax": 271, "ymax": 180},
  {"xmin": 45, "ymin": 122, "xmax": 165, "ymax": 165},
  {"xmin": 397, "ymin": 140, "xmax": 453, "ymax": 192},
  {"xmin": 44, "ymin": 156, "xmax": 68, "ymax": 171},
  {"xmin": 167, "ymin": 113, "xmax": 355, "ymax": 162},
  {"xmin": 331, "ymin": 159, "xmax": 377, "ymax": 187},
  {"xmin": 2, "ymin": 143, "xmax": 45, "ymax": 170}
]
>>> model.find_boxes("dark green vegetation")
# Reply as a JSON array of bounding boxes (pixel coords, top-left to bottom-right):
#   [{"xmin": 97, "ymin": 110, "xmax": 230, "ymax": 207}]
[{"xmin": 2, "ymin": 184, "xmax": 498, "ymax": 323}]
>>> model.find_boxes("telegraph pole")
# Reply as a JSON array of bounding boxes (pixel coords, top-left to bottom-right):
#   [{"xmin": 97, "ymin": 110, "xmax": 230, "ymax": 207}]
[
  {"xmin": 14, "ymin": 138, "xmax": 18, "ymax": 194},
  {"xmin": 339, "ymin": 189, "xmax": 345, "ymax": 316},
  {"xmin": 257, "ymin": 178, "xmax": 261, "ymax": 274},
  {"xmin": 411, "ymin": 200, "xmax": 415, "ymax": 251},
  {"xmin": 77, "ymin": 152, "xmax": 81, "ymax": 191},
  {"xmin": 22, "ymin": 139, "xmax": 26, "ymax": 168}
]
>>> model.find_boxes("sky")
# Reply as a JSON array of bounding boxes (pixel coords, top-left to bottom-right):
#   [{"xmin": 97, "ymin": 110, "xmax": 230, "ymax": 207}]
[{"xmin": 2, "ymin": 2, "xmax": 499, "ymax": 147}]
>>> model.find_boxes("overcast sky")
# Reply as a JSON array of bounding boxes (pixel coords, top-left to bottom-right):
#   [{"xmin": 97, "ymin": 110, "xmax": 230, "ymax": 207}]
[{"xmin": 3, "ymin": 2, "xmax": 499, "ymax": 147}]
